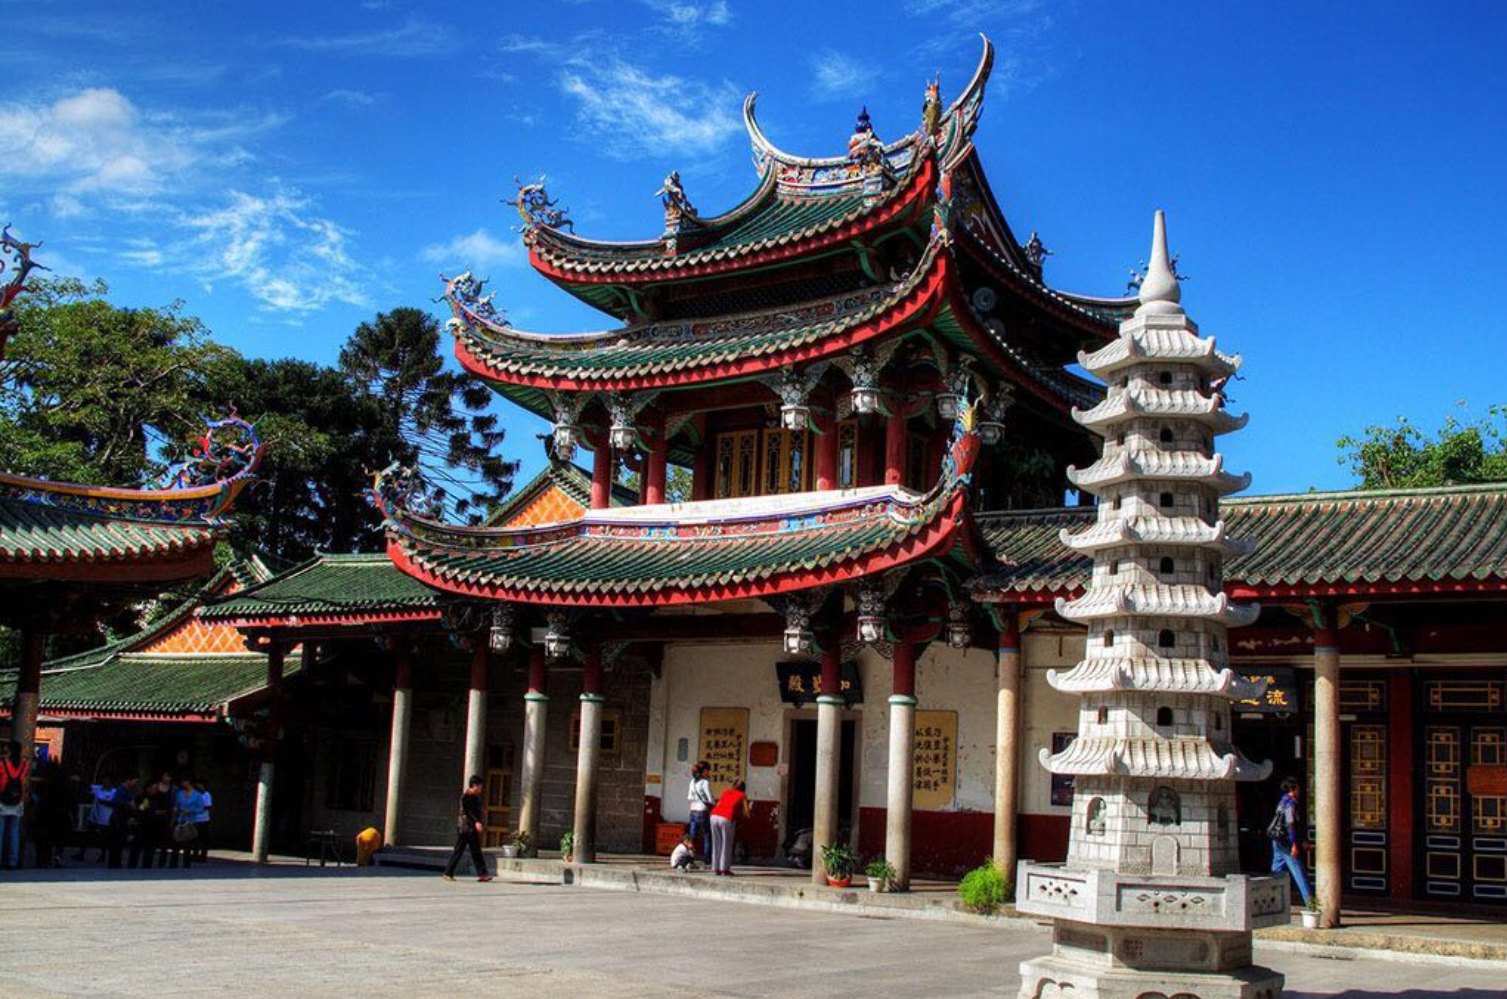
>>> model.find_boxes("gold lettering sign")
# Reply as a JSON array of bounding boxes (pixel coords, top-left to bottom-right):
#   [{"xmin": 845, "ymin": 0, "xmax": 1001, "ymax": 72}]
[
  {"xmin": 912, "ymin": 710, "xmax": 958, "ymax": 810},
  {"xmin": 698, "ymin": 707, "xmax": 749, "ymax": 796}
]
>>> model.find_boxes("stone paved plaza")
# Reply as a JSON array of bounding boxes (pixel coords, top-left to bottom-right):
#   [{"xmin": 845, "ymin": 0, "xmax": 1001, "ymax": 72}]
[{"xmin": 0, "ymin": 864, "xmax": 1501, "ymax": 999}]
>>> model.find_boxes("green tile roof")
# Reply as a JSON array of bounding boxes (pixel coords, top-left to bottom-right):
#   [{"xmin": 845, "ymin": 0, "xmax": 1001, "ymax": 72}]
[
  {"xmin": 0, "ymin": 495, "xmax": 218, "ymax": 566},
  {"xmin": 200, "ymin": 552, "xmax": 446, "ymax": 622},
  {"xmin": 453, "ymin": 241, "xmax": 940, "ymax": 384},
  {"xmin": 390, "ymin": 484, "xmax": 970, "ymax": 604},
  {"xmin": 0, "ymin": 653, "xmax": 300, "ymax": 720},
  {"xmin": 975, "ymin": 483, "xmax": 1507, "ymax": 597}
]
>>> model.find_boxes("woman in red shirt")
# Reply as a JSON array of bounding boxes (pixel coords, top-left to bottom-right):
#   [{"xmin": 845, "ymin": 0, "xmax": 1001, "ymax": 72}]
[{"xmin": 708, "ymin": 780, "xmax": 752, "ymax": 875}]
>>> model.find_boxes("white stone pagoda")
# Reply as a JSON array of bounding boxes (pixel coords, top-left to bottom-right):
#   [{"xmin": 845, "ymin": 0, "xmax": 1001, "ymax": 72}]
[{"xmin": 1014, "ymin": 212, "xmax": 1288, "ymax": 999}]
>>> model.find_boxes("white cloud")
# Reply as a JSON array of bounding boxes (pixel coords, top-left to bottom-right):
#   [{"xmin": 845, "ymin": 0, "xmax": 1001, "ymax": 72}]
[
  {"xmin": 639, "ymin": 0, "xmax": 731, "ymax": 27},
  {"xmin": 178, "ymin": 190, "xmax": 369, "ymax": 312},
  {"xmin": 559, "ymin": 58, "xmax": 742, "ymax": 160},
  {"xmin": 0, "ymin": 87, "xmax": 280, "ymax": 199},
  {"xmin": 321, "ymin": 89, "xmax": 379, "ymax": 107},
  {"xmin": 276, "ymin": 17, "xmax": 451, "ymax": 58},
  {"xmin": 419, "ymin": 228, "xmax": 524, "ymax": 271},
  {"xmin": 809, "ymin": 50, "xmax": 879, "ymax": 103}
]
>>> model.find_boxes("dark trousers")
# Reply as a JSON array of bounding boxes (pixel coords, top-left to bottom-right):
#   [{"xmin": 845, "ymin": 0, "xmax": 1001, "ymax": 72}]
[
  {"xmin": 130, "ymin": 823, "xmax": 166, "ymax": 868},
  {"xmin": 444, "ymin": 829, "xmax": 487, "ymax": 878}
]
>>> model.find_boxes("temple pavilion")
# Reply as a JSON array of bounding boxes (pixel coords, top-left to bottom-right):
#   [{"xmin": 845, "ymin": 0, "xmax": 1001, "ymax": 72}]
[{"xmin": 8, "ymin": 39, "xmax": 1507, "ymax": 921}]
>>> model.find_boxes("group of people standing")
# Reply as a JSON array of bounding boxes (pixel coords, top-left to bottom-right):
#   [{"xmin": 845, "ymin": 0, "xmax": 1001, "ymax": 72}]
[
  {"xmin": 676, "ymin": 760, "xmax": 750, "ymax": 876},
  {"xmin": 0, "ymin": 741, "xmax": 214, "ymax": 871}
]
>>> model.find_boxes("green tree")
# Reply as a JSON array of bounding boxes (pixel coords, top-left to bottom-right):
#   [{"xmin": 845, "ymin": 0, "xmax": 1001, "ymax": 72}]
[
  {"xmin": 618, "ymin": 464, "xmax": 694, "ymax": 503},
  {"xmin": 0, "ymin": 278, "xmax": 233, "ymax": 484},
  {"xmin": 1337, "ymin": 406, "xmax": 1507, "ymax": 489},
  {"xmin": 339, "ymin": 307, "xmax": 517, "ymax": 521},
  {"xmin": 199, "ymin": 356, "xmax": 403, "ymax": 563}
]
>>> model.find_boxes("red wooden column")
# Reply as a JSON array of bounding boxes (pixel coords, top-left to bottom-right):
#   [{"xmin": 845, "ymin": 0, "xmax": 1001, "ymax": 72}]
[
  {"xmin": 11, "ymin": 626, "xmax": 45, "ymax": 782},
  {"xmin": 690, "ymin": 415, "xmax": 713, "ymax": 501},
  {"xmin": 643, "ymin": 414, "xmax": 668, "ymax": 505},
  {"xmin": 572, "ymin": 644, "xmax": 606, "ymax": 863},
  {"xmin": 590, "ymin": 442, "xmax": 613, "ymax": 510},
  {"xmin": 884, "ymin": 408, "xmax": 907, "ymax": 486},
  {"xmin": 1387, "ymin": 670, "xmax": 1416, "ymax": 901},
  {"xmin": 815, "ymin": 410, "xmax": 839, "ymax": 491}
]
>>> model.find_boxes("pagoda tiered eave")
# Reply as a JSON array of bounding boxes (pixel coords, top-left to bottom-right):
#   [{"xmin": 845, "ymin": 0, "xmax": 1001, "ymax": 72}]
[
  {"xmin": 1038, "ymin": 736, "xmax": 1273, "ymax": 782},
  {"xmin": 1045, "ymin": 658, "xmax": 1265, "ymax": 700},
  {"xmin": 1072, "ymin": 388, "xmax": 1249, "ymax": 435},
  {"xmin": 1078, "ymin": 319, "xmax": 1240, "ymax": 380},
  {"xmin": 1059, "ymin": 516, "xmax": 1251, "ymax": 556},
  {"xmin": 1054, "ymin": 583, "xmax": 1260, "ymax": 627},
  {"xmin": 1066, "ymin": 451, "xmax": 1251, "ymax": 495}
]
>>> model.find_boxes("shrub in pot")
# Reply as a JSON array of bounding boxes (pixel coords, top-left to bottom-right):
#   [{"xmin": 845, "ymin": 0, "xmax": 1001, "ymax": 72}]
[
  {"xmin": 820, "ymin": 843, "xmax": 857, "ymax": 888},
  {"xmin": 865, "ymin": 857, "xmax": 897, "ymax": 893},
  {"xmin": 559, "ymin": 831, "xmax": 575, "ymax": 863},
  {"xmin": 1301, "ymin": 898, "xmax": 1322, "ymax": 929}
]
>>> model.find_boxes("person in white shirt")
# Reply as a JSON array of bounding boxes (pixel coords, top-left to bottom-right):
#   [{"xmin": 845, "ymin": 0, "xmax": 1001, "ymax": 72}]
[
  {"xmin": 685, "ymin": 761, "xmax": 715, "ymax": 861},
  {"xmin": 669, "ymin": 834, "xmax": 697, "ymax": 871}
]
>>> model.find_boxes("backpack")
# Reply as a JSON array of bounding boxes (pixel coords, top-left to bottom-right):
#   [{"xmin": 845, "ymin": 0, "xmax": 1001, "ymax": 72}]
[{"xmin": 1265, "ymin": 801, "xmax": 1289, "ymax": 841}]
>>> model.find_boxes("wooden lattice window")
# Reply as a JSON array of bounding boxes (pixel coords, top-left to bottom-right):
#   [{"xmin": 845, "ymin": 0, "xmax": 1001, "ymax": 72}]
[
  {"xmin": 1426, "ymin": 726, "xmax": 1462, "ymax": 833},
  {"xmin": 1350, "ymin": 725, "xmax": 1386, "ymax": 830},
  {"xmin": 569, "ymin": 709, "xmax": 621, "ymax": 757},
  {"xmin": 714, "ymin": 430, "xmax": 759, "ymax": 499},
  {"xmin": 1472, "ymin": 727, "xmax": 1507, "ymax": 835},
  {"xmin": 1339, "ymin": 680, "xmax": 1386, "ymax": 713},
  {"xmin": 836, "ymin": 420, "xmax": 858, "ymax": 489},
  {"xmin": 1427, "ymin": 681, "xmax": 1505, "ymax": 712},
  {"xmin": 759, "ymin": 428, "xmax": 810, "ymax": 495}
]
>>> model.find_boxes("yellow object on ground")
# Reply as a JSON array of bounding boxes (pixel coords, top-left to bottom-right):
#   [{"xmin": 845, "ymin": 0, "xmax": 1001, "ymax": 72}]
[{"xmin": 355, "ymin": 827, "xmax": 383, "ymax": 865}]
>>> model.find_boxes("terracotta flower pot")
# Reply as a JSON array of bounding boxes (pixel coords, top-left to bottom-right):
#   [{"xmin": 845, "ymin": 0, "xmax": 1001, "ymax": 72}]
[{"xmin": 826, "ymin": 875, "xmax": 852, "ymax": 888}]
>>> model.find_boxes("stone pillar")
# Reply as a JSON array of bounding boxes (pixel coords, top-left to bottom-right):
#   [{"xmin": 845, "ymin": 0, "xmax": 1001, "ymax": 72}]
[
  {"xmin": 993, "ymin": 612, "xmax": 1022, "ymax": 879},
  {"xmin": 815, "ymin": 410, "xmax": 839, "ymax": 491},
  {"xmin": 251, "ymin": 643, "xmax": 285, "ymax": 864},
  {"xmin": 518, "ymin": 647, "xmax": 548, "ymax": 855},
  {"xmin": 462, "ymin": 640, "xmax": 489, "ymax": 789},
  {"xmin": 590, "ymin": 443, "xmax": 613, "ymax": 510},
  {"xmin": 572, "ymin": 644, "xmax": 605, "ymax": 863},
  {"xmin": 1313, "ymin": 607, "xmax": 1343, "ymax": 927},
  {"xmin": 11, "ymin": 626, "xmax": 45, "ymax": 779},
  {"xmin": 885, "ymin": 640, "xmax": 917, "ymax": 890},
  {"xmin": 812, "ymin": 640, "xmax": 843, "ymax": 885},
  {"xmin": 383, "ymin": 648, "xmax": 414, "ymax": 847},
  {"xmin": 884, "ymin": 407, "xmax": 907, "ymax": 486}
]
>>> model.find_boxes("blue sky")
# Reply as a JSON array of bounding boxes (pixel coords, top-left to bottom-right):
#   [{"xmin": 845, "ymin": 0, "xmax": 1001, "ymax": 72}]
[{"xmin": 4, "ymin": 0, "xmax": 1504, "ymax": 494}]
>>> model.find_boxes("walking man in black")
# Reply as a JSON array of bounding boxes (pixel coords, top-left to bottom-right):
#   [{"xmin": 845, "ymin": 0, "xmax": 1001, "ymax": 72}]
[{"xmin": 442, "ymin": 775, "xmax": 493, "ymax": 883}]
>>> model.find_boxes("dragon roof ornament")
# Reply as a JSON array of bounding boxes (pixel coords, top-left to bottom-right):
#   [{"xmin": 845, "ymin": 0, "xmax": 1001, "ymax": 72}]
[
  {"xmin": 515, "ymin": 175, "xmax": 573, "ymax": 233},
  {"xmin": 0, "ymin": 224, "xmax": 48, "ymax": 359},
  {"xmin": 157, "ymin": 412, "xmax": 263, "ymax": 493},
  {"xmin": 441, "ymin": 270, "xmax": 507, "ymax": 327}
]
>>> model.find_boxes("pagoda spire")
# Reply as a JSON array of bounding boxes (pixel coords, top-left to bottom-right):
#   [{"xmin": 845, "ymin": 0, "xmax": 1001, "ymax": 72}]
[{"xmin": 1136, "ymin": 209, "xmax": 1182, "ymax": 317}]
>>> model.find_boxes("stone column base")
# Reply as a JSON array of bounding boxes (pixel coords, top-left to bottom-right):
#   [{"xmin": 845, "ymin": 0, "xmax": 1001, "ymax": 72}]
[{"xmin": 1018, "ymin": 954, "xmax": 1284, "ymax": 999}]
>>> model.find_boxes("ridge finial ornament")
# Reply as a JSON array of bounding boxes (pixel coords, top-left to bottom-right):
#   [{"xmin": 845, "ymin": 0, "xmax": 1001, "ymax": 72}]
[
  {"xmin": 1135, "ymin": 209, "xmax": 1184, "ymax": 316},
  {"xmin": 0, "ymin": 224, "xmax": 48, "ymax": 359},
  {"xmin": 1022, "ymin": 231, "xmax": 1052, "ymax": 269},
  {"xmin": 921, "ymin": 74, "xmax": 943, "ymax": 137},
  {"xmin": 441, "ymin": 270, "xmax": 507, "ymax": 326},
  {"xmin": 158, "ymin": 410, "xmax": 264, "ymax": 491},
  {"xmin": 514, "ymin": 175, "xmax": 574, "ymax": 233}
]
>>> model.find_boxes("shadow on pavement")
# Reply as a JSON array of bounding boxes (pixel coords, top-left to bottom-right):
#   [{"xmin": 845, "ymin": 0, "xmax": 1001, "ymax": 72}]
[{"xmin": 0, "ymin": 856, "xmax": 423, "ymax": 883}]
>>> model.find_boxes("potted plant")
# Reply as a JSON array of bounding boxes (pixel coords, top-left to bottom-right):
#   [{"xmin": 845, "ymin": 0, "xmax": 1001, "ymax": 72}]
[
  {"xmin": 957, "ymin": 859, "xmax": 1011, "ymax": 914},
  {"xmin": 500, "ymin": 829, "xmax": 529, "ymax": 859},
  {"xmin": 865, "ymin": 857, "xmax": 897, "ymax": 893},
  {"xmin": 559, "ymin": 831, "xmax": 575, "ymax": 863},
  {"xmin": 1301, "ymin": 898, "xmax": 1322, "ymax": 929},
  {"xmin": 820, "ymin": 843, "xmax": 857, "ymax": 888}
]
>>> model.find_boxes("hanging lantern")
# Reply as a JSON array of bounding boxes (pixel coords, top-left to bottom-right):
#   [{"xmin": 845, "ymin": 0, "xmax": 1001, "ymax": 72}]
[
  {"xmin": 609, "ymin": 422, "xmax": 637, "ymax": 452},
  {"xmin": 851, "ymin": 386, "xmax": 881, "ymax": 415},
  {"xmin": 783, "ymin": 603, "xmax": 814, "ymax": 656},
  {"xmin": 856, "ymin": 585, "xmax": 886, "ymax": 645},
  {"xmin": 937, "ymin": 358, "xmax": 972, "ymax": 422},
  {"xmin": 552, "ymin": 422, "xmax": 580, "ymax": 461},
  {"xmin": 977, "ymin": 387, "xmax": 1011, "ymax": 446},
  {"xmin": 544, "ymin": 611, "xmax": 572, "ymax": 659},
  {"xmin": 488, "ymin": 604, "xmax": 514, "ymax": 654},
  {"xmin": 935, "ymin": 391, "xmax": 960, "ymax": 421},
  {"xmin": 780, "ymin": 402, "xmax": 810, "ymax": 431},
  {"xmin": 945, "ymin": 602, "xmax": 972, "ymax": 649}
]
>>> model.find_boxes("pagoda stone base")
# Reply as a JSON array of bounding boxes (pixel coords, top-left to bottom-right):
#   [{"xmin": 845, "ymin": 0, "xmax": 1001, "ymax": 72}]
[{"xmin": 1019, "ymin": 949, "xmax": 1284, "ymax": 999}]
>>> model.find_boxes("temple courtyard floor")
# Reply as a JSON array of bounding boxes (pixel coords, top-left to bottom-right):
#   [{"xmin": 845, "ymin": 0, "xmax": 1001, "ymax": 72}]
[{"xmin": 1, "ymin": 861, "xmax": 1504, "ymax": 999}]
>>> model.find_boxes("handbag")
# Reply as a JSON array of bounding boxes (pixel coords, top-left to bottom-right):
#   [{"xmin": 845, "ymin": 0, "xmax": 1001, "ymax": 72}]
[{"xmin": 173, "ymin": 822, "xmax": 199, "ymax": 845}]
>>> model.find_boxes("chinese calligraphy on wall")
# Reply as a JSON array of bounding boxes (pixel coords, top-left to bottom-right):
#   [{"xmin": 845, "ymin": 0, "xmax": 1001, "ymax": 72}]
[
  {"xmin": 698, "ymin": 707, "xmax": 749, "ymax": 796},
  {"xmin": 912, "ymin": 710, "xmax": 957, "ymax": 810}
]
